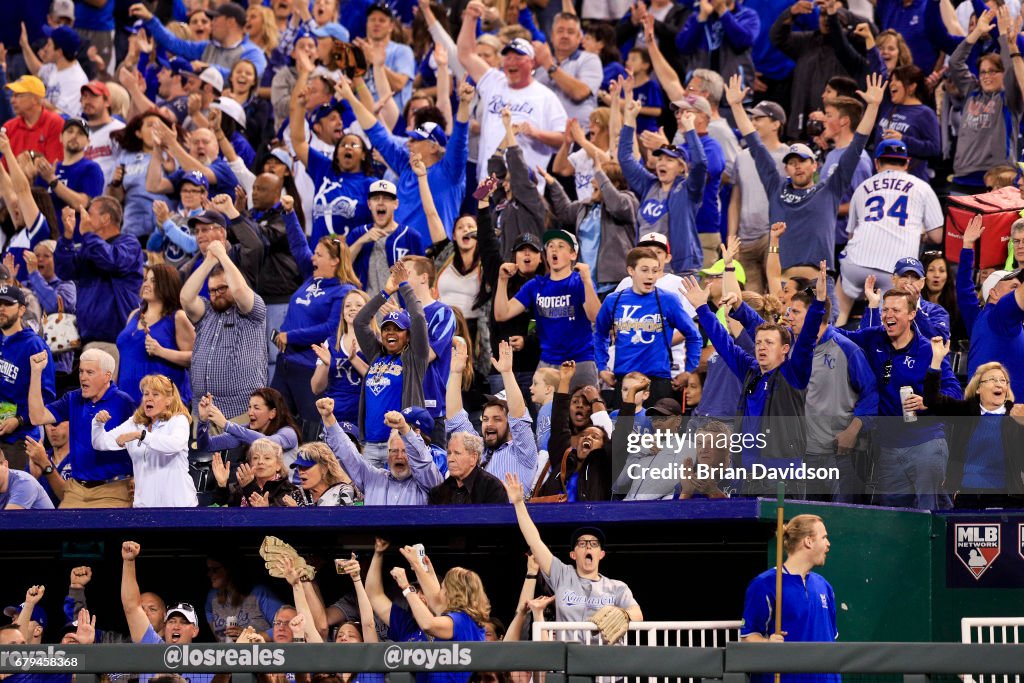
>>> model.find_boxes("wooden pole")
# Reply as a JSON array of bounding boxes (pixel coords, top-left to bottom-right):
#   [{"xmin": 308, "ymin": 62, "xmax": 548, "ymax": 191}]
[{"xmin": 774, "ymin": 482, "xmax": 785, "ymax": 683}]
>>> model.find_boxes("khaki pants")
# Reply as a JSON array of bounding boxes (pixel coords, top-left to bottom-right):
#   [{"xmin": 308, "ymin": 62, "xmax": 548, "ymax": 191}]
[
  {"xmin": 737, "ymin": 234, "xmax": 770, "ymax": 294},
  {"xmin": 61, "ymin": 478, "xmax": 132, "ymax": 508},
  {"xmin": 700, "ymin": 232, "xmax": 722, "ymax": 268},
  {"xmin": 83, "ymin": 341, "xmax": 121, "ymax": 383}
]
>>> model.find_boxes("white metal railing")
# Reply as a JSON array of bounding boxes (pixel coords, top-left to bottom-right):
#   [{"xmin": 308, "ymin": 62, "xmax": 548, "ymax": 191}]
[
  {"xmin": 961, "ymin": 617, "xmax": 1024, "ymax": 683},
  {"xmin": 533, "ymin": 620, "xmax": 742, "ymax": 683}
]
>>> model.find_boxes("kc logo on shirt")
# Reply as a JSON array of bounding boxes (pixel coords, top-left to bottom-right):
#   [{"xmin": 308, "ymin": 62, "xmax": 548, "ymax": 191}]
[{"xmin": 639, "ymin": 199, "xmax": 666, "ymax": 223}]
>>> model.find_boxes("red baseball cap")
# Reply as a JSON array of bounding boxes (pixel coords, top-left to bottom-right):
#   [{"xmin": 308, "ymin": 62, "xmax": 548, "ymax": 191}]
[{"xmin": 81, "ymin": 81, "xmax": 110, "ymax": 98}]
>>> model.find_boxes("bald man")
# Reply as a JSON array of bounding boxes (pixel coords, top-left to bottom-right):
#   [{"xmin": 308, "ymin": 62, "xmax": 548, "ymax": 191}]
[{"xmin": 246, "ymin": 173, "xmax": 302, "ymax": 375}]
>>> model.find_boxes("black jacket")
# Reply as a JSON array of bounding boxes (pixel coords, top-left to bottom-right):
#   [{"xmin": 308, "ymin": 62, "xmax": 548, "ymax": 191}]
[
  {"xmin": 923, "ymin": 369, "xmax": 1024, "ymax": 494},
  {"xmin": 249, "ymin": 206, "xmax": 302, "ymax": 305},
  {"xmin": 215, "ymin": 477, "xmax": 299, "ymax": 507},
  {"xmin": 428, "ymin": 466, "xmax": 509, "ymax": 504},
  {"xmin": 538, "ymin": 392, "xmax": 612, "ymax": 501}
]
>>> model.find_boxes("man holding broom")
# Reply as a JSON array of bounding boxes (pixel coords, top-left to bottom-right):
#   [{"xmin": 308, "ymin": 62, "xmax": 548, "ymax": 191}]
[{"xmin": 739, "ymin": 513, "xmax": 839, "ymax": 683}]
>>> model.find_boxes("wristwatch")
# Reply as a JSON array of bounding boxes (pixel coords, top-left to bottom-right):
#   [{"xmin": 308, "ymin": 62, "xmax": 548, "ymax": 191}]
[
  {"xmin": 42, "ymin": 465, "xmax": 54, "ymax": 476},
  {"xmin": 48, "ymin": 178, "xmax": 60, "ymax": 191},
  {"xmin": 547, "ymin": 64, "xmax": 558, "ymax": 76},
  {"xmin": 402, "ymin": 586, "xmax": 416, "ymax": 597}
]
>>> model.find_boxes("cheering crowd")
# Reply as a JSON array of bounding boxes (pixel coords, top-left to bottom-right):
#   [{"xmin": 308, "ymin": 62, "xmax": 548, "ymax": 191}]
[{"xmin": 0, "ymin": 0, "xmax": 1023, "ymax": 519}]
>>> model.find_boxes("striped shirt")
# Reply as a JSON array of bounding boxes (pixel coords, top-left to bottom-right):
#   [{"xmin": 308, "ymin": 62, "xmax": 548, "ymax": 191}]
[
  {"xmin": 845, "ymin": 169, "xmax": 944, "ymax": 272},
  {"xmin": 446, "ymin": 409, "xmax": 538, "ymax": 485},
  {"xmin": 190, "ymin": 295, "xmax": 268, "ymax": 418}
]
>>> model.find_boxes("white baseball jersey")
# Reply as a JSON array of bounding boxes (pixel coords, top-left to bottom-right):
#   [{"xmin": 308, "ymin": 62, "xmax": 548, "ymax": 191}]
[{"xmin": 844, "ymin": 169, "xmax": 944, "ymax": 272}]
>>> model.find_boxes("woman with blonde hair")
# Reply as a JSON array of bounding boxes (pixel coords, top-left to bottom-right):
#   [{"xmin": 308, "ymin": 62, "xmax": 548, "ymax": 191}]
[
  {"xmin": 214, "ymin": 436, "xmax": 298, "ymax": 507},
  {"xmin": 312, "ymin": 289, "xmax": 371, "ymax": 425},
  {"xmin": 390, "ymin": 564, "xmax": 488, "ymax": 675},
  {"xmin": 286, "ymin": 441, "xmax": 360, "ymax": 506},
  {"xmin": 925, "ymin": 339, "xmax": 1024, "ymax": 508},
  {"xmin": 92, "ymin": 374, "xmax": 195, "ymax": 507}
]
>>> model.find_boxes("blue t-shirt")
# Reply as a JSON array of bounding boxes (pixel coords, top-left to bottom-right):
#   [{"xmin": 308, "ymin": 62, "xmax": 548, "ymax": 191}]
[
  {"xmin": 962, "ymin": 415, "xmax": 1007, "ymax": 489},
  {"xmin": 514, "ymin": 272, "xmax": 595, "ymax": 364},
  {"xmin": 741, "ymin": 567, "xmax": 839, "ymax": 683},
  {"xmin": 117, "ymin": 150, "xmax": 169, "ymax": 238},
  {"xmin": 633, "ymin": 79, "xmax": 664, "ymax": 133},
  {"xmin": 43, "ymin": 157, "xmax": 105, "ymax": 218},
  {"xmin": 430, "ymin": 611, "xmax": 486, "ymax": 683},
  {"xmin": 821, "ymin": 144, "xmax": 871, "ymax": 246},
  {"xmin": 306, "ymin": 148, "xmax": 373, "ymax": 243},
  {"xmin": 536, "ymin": 401, "xmax": 552, "ymax": 452},
  {"xmin": 364, "ymin": 353, "xmax": 403, "ymax": 443},
  {"xmin": 0, "ymin": 468, "xmax": 54, "ymax": 509},
  {"xmin": 325, "ymin": 340, "xmax": 364, "ymax": 425}
]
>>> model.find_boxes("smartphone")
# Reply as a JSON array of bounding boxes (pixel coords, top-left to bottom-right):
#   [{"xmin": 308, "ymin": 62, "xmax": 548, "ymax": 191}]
[
  {"xmin": 473, "ymin": 175, "xmax": 500, "ymax": 200},
  {"xmin": 271, "ymin": 329, "xmax": 280, "ymax": 342}
]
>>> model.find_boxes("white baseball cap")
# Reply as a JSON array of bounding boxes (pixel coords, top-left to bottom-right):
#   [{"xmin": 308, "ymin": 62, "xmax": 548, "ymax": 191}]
[
  {"xmin": 198, "ymin": 67, "xmax": 224, "ymax": 93},
  {"xmin": 637, "ymin": 232, "xmax": 670, "ymax": 254},
  {"xmin": 369, "ymin": 179, "xmax": 397, "ymax": 198},
  {"xmin": 50, "ymin": 0, "xmax": 74, "ymax": 21},
  {"xmin": 212, "ymin": 97, "xmax": 246, "ymax": 129},
  {"xmin": 981, "ymin": 270, "xmax": 1020, "ymax": 301}
]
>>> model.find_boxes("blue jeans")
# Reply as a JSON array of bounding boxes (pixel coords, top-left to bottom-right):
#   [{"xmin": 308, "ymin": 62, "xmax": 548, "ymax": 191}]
[{"xmin": 876, "ymin": 438, "xmax": 951, "ymax": 510}]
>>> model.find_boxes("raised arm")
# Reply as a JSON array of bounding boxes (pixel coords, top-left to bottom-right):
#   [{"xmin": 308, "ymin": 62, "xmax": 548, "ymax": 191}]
[
  {"xmin": 337, "ymin": 555, "xmax": 378, "ymax": 643},
  {"xmin": 412, "ymin": 153, "xmax": 448, "ymax": 245},
  {"xmin": 642, "ymin": 16, "xmax": 685, "ymax": 102},
  {"xmin": 456, "ymin": 1, "xmax": 491, "ymax": 84},
  {"xmin": 501, "ymin": 473, "xmax": 554, "ymax": 575},
  {"xmin": 27, "ymin": 352, "xmax": 57, "ymax": 426},
  {"xmin": 179, "ymin": 249, "xmax": 219, "ymax": 323},
  {"xmin": 0, "ymin": 132, "xmax": 40, "ymax": 226},
  {"xmin": 725, "ymin": 74, "xmax": 755, "ymax": 136},
  {"xmin": 207, "ymin": 239, "xmax": 255, "ymax": 314},
  {"xmin": 365, "ymin": 538, "xmax": 394, "ymax": 627},
  {"xmin": 288, "ymin": 56, "xmax": 315, "ymax": 168},
  {"xmin": 120, "ymin": 541, "xmax": 153, "ymax": 643}
]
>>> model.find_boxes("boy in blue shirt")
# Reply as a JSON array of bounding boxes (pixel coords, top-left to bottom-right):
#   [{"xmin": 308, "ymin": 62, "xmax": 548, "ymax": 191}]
[
  {"xmin": 595, "ymin": 247, "xmax": 702, "ymax": 402},
  {"xmin": 495, "ymin": 230, "xmax": 602, "ymax": 388},
  {"xmin": 0, "ymin": 454, "xmax": 54, "ymax": 509},
  {"xmin": 740, "ymin": 513, "xmax": 839, "ymax": 683}
]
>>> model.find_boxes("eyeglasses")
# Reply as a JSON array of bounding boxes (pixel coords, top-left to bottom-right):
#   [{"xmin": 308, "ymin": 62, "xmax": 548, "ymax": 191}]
[
  {"xmin": 181, "ymin": 187, "xmax": 205, "ymax": 195},
  {"xmin": 272, "ymin": 619, "xmax": 292, "ymax": 627},
  {"xmin": 1012, "ymin": 239, "xmax": 1024, "ymax": 247},
  {"xmin": 882, "ymin": 358, "xmax": 893, "ymax": 386},
  {"xmin": 921, "ymin": 250, "xmax": 943, "ymax": 257},
  {"xmin": 195, "ymin": 225, "xmax": 222, "ymax": 234},
  {"xmin": 172, "ymin": 602, "xmax": 196, "ymax": 612},
  {"xmin": 575, "ymin": 539, "xmax": 601, "ymax": 549},
  {"xmin": 979, "ymin": 69, "xmax": 1004, "ymax": 76},
  {"xmin": 209, "ymin": 285, "xmax": 230, "ymax": 296},
  {"xmin": 980, "ymin": 377, "xmax": 1009, "ymax": 385}
]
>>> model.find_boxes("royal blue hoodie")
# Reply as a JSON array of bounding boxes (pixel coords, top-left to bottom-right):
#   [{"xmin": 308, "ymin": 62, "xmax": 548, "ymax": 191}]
[
  {"xmin": 957, "ymin": 246, "xmax": 1024, "ymax": 401},
  {"xmin": 282, "ymin": 211, "xmax": 352, "ymax": 369},
  {"xmin": 0, "ymin": 330, "xmax": 54, "ymax": 444},
  {"xmin": 619, "ymin": 126, "xmax": 707, "ymax": 274},
  {"xmin": 55, "ymin": 232, "xmax": 144, "ymax": 344}
]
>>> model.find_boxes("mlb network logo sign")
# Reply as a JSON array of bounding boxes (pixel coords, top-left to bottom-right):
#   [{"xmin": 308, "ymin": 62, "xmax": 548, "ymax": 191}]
[{"xmin": 954, "ymin": 524, "xmax": 1001, "ymax": 580}]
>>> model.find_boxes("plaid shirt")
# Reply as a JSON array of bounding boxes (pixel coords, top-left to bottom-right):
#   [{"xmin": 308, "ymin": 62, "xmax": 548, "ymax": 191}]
[
  {"xmin": 446, "ymin": 409, "xmax": 538, "ymax": 485},
  {"xmin": 190, "ymin": 295, "xmax": 268, "ymax": 418}
]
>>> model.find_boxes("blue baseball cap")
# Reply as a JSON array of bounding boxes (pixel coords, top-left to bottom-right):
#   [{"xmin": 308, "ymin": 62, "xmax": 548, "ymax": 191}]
[
  {"xmin": 157, "ymin": 56, "xmax": 194, "ymax": 76},
  {"xmin": 4, "ymin": 603, "xmax": 47, "ymax": 627},
  {"xmin": 339, "ymin": 421, "xmax": 360, "ymax": 443},
  {"xmin": 179, "ymin": 170, "xmax": 209, "ymax": 191},
  {"xmin": 381, "ymin": 310, "xmax": 411, "ymax": 331},
  {"xmin": 401, "ymin": 407, "xmax": 435, "ymax": 435},
  {"xmin": 875, "ymin": 139, "xmax": 910, "ymax": 160},
  {"xmin": 893, "ymin": 257, "xmax": 924, "ymax": 278},
  {"xmin": 126, "ymin": 19, "xmax": 146, "ymax": 35},
  {"xmin": 290, "ymin": 451, "xmax": 317, "ymax": 469},
  {"xmin": 409, "ymin": 121, "xmax": 447, "ymax": 147},
  {"xmin": 43, "ymin": 25, "xmax": 81, "ymax": 59},
  {"xmin": 309, "ymin": 103, "xmax": 339, "ymax": 127},
  {"xmin": 652, "ymin": 144, "xmax": 687, "ymax": 161},
  {"xmin": 311, "ymin": 22, "xmax": 351, "ymax": 42},
  {"xmin": 187, "ymin": 210, "xmax": 227, "ymax": 231}
]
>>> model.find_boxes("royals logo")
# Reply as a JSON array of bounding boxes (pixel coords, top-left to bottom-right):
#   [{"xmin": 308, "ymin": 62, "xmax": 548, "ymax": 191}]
[{"xmin": 954, "ymin": 523, "xmax": 1001, "ymax": 579}]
